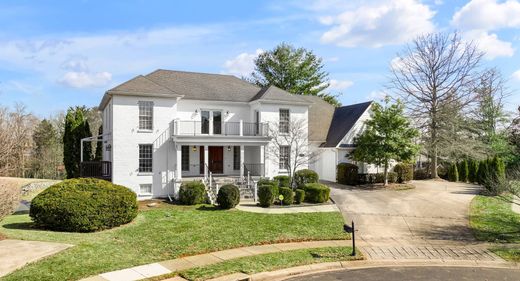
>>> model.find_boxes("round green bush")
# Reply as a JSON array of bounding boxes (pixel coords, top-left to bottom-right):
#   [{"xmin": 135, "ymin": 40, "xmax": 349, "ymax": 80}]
[
  {"xmin": 387, "ymin": 172, "xmax": 397, "ymax": 183},
  {"xmin": 303, "ymin": 183, "xmax": 330, "ymax": 203},
  {"xmin": 257, "ymin": 184, "xmax": 276, "ymax": 207},
  {"xmin": 217, "ymin": 184, "xmax": 240, "ymax": 209},
  {"xmin": 337, "ymin": 163, "xmax": 358, "ymax": 185},
  {"xmin": 278, "ymin": 187, "xmax": 294, "ymax": 205},
  {"xmin": 179, "ymin": 181, "xmax": 206, "ymax": 205},
  {"xmin": 294, "ymin": 169, "xmax": 319, "ymax": 188},
  {"xmin": 294, "ymin": 189, "xmax": 305, "ymax": 204},
  {"xmin": 413, "ymin": 169, "xmax": 429, "ymax": 180},
  {"xmin": 273, "ymin": 175, "xmax": 291, "ymax": 188},
  {"xmin": 393, "ymin": 163, "xmax": 413, "ymax": 183},
  {"xmin": 257, "ymin": 178, "xmax": 279, "ymax": 196},
  {"xmin": 29, "ymin": 178, "xmax": 137, "ymax": 232}
]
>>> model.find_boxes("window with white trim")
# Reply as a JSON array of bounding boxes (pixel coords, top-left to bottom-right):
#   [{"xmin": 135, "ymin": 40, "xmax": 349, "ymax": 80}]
[
  {"xmin": 139, "ymin": 144, "xmax": 153, "ymax": 173},
  {"xmin": 279, "ymin": 145, "xmax": 290, "ymax": 170},
  {"xmin": 279, "ymin": 109, "xmax": 289, "ymax": 133},
  {"xmin": 140, "ymin": 184, "xmax": 152, "ymax": 195},
  {"xmin": 138, "ymin": 101, "xmax": 153, "ymax": 130}
]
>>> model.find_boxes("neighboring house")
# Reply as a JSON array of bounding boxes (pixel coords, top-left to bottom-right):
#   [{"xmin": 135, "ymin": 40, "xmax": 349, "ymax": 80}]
[{"xmin": 83, "ymin": 69, "xmax": 375, "ymax": 199}]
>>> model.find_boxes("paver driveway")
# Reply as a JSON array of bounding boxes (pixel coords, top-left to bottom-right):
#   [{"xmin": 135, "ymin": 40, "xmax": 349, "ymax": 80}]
[{"xmin": 327, "ymin": 180, "xmax": 505, "ymax": 262}]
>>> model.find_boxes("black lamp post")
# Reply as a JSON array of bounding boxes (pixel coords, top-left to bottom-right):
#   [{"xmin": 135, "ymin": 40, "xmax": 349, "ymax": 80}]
[{"xmin": 343, "ymin": 221, "xmax": 356, "ymax": 256}]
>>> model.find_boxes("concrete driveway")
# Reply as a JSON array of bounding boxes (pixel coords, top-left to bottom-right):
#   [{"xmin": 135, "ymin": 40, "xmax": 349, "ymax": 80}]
[{"xmin": 328, "ymin": 180, "xmax": 481, "ymax": 241}]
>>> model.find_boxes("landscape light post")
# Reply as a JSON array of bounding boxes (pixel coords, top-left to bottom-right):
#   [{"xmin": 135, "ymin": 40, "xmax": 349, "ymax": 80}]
[{"xmin": 343, "ymin": 221, "xmax": 356, "ymax": 256}]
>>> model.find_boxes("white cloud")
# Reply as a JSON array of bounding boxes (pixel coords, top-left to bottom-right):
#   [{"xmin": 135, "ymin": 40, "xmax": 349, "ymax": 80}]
[
  {"xmin": 452, "ymin": 0, "xmax": 520, "ymax": 31},
  {"xmin": 368, "ymin": 90, "xmax": 387, "ymax": 100},
  {"xmin": 222, "ymin": 49, "xmax": 264, "ymax": 77},
  {"xmin": 512, "ymin": 69, "xmax": 520, "ymax": 81},
  {"xmin": 58, "ymin": 71, "xmax": 112, "ymax": 88},
  {"xmin": 451, "ymin": 0, "xmax": 520, "ymax": 59},
  {"xmin": 463, "ymin": 30, "xmax": 515, "ymax": 59},
  {"xmin": 319, "ymin": 0, "xmax": 436, "ymax": 47},
  {"xmin": 329, "ymin": 79, "xmax": 353, "ymax": 90}
]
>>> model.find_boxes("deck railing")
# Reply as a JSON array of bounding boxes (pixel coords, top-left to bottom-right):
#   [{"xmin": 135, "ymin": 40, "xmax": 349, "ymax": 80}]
[
  {"xmin": 80, "ymin": 161, "xmax": 112, "ymax": 181},
  {"xmin": 172, "ymin": 120, "xmax": 269, "ymax": 137}
]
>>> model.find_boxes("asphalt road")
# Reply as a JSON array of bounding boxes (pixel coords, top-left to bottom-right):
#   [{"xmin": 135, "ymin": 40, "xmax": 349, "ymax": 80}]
[{"xmin": 287, "ymin": 266, "xmax": 520, "ymax": 281}]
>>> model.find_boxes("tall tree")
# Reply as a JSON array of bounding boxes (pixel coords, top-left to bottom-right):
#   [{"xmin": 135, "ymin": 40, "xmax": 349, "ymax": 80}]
[
  {"xmin": 94, "ymin": 125, "xmax": 103, "ymax": 161},
  {"xmin": 250, "ymin": 43, "xmax": 341, "ymax": 106},
  {"xmin": 352, "ymin": 99, "xmax": 420, "ymax": 185},
  {"xmin": 31, "ymin": 119, "xmax": 60, "ymax": 179},
  {"xmin": 63, "ymin": 106, "xmax": 92, "ymax": 178},
  {"xmin": 389, "ymin": 32, "xmax": 483, "ymax": 178}
]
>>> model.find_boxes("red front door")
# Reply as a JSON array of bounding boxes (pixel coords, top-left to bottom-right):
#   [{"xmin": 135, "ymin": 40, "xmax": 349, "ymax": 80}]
[{"xmin": 199, "ymin": 146, "xmax": 224, "ymax": 174}]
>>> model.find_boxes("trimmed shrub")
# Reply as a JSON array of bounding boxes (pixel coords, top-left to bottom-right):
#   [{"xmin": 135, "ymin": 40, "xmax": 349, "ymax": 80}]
[
  {"xmin": 438, "ymin": 165, "xmax": 448, "ymax": 180},
  {"xmin": 414, "ymin": 169, "xmax": 429, "ymax": 180},
  {"xmin": 303, "ymin": 183, "xmax": 330, "ymax": 203},
  {"xmin": 216, "ymin": 184, "xmax": 240, "ymax": 209},
  {"xmin": 337, "ymin": 163, "xmax": 358, "ymax": 185},
  {"xmin": 468, "ymin": 159, "xmax": 479, "ymax": 183},
  {"xmin": 278, "ymin": 187, "xmax": 294, "ymax": 205},
  {"xmin": 373, "ymin": 173, "xmax": 385, "ymax": 183},
  {"xmin": 294, "ymin": 169, "xmax": 319, "ymax": 188},
  {"xmin": 179, "ymin": 181, "xmax": 206, "ymax": 205},
  {"xmin": 257, "ymin": 184, "xmax": 276, "ymax": 207},
  {"xmin": 257, "ymin": 178, "xmax": 279, "ymax": 196},
  {"xmin": 294, "ymin": 189, "xmax": 305, "ymax": 204},
  {"xmin": 0, "ymin": 181, "xmax": 20, "ymax": 221},
  {"xmin": 29, "ymin": 178, "xmax": 137, "ymax": 232},
  {"xmin": 458, "ymin": 160, "xmax": 469, "ymax": 183},
  {"xmin": 387, "ymin": 172, "xmax": 397, "ymax": 183},
  {"xmin": 448, "ymin": 163, "xmax": 459, "ymax": 182},
  {"xmin": 490, "ymin": 156, "xmax": 506, "ymax": 181},
  {"xmin": 273, "ymin": 175, "xmax": 291, "ymax": 188},
  {"xmin": 393, "ymin": 163, "xmax": 413, "ymax": 183},
  {"xmin": 477, "ymin": 160, "xmax": 489, "ymax": 185}
]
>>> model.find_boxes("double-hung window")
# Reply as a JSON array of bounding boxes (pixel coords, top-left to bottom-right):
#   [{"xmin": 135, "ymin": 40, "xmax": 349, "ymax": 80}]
[
  {"xmin": 279, "ymin": 145, "xmax": 290, "ymax": 170},
  {"xmin": 138, "ymin": 101, "xmax": 153, "ymax": 131},
  {"xmin": 139, "ymin": 144, "xmax": 153, "ymax": 173},
  {"xmin": 279, "ymin": 109, "xmax": 289, "ymax": 134}
]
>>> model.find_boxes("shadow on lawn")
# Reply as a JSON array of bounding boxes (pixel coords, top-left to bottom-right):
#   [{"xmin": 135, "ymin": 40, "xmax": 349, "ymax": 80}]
[{"xmin": 2, "ymin": 222, "xmax": 36, "ymax": 231}]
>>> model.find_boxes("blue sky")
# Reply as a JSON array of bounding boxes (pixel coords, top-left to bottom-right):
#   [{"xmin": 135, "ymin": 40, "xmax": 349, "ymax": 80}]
[{"xmin": 0, "ymin": 0, "xmax": 519, "ymax": 117}]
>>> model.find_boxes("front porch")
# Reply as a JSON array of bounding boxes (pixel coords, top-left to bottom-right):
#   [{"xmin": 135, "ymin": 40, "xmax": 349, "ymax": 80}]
[{"xmin": 176, "ymin": 145, "xmax": 266, "ymax": 180}]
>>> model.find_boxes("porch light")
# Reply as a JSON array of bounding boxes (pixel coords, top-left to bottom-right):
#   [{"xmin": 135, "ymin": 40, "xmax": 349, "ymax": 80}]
[
  {"xmin": 226, "ymin": 110, "xmax": 229, "ymax": 116},
  {"xmin": 106, "ymin": 144, "xmax": 112, "ymax": 151},
  {"xmin": 195, "ymin": 109, "xmax": 198, "ymax": 114},
  {"xmin": 192, "ymin": 146, "xmax": 197, "ymax": 152},
  {"xmin": 227, "ymin": 146, "xmax": 231, "ymax": 151}
]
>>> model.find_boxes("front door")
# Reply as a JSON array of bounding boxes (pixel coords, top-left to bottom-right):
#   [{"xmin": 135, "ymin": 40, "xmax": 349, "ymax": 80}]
[
  {"xmin": 209, "ymin": 146, "xmax": 223, "ymax": 174},
  {"xmin": 199, "ymin": 146, "xmax": 224, "ymax": 174}
]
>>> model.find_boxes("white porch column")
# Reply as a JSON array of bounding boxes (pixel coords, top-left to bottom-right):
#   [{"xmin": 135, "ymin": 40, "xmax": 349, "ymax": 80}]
[
  {"xmin": 260, "ymin": 145, "xmax": 265, "ymax": 177},
  {"xmin": 240, "ymin": 145, "xmax": 245, "ymax": 179},
  {"xmin": 204, "ymin": 145, "xmax": 209, "ymax": 178},
  {"xmin": 175, "ymin": 144, "xmax": 182, "ymax": 181},
  {"xmin": 239, "ymin": 120, "xmax": 243, "ymax": 136}
]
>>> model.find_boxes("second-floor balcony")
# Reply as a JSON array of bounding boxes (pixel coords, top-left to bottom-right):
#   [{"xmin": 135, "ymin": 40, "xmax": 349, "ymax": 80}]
[{"xmin": 171, "ymin": 120, "xmax": 269, "ymax": 137}]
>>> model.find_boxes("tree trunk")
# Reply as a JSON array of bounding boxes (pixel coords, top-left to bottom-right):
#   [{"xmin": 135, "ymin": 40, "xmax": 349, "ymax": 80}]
[
  {"xmin": 383, "ymin": 161, "xmax": 388, "ymax": 186},
  {"xmin": 430, "ymin": 144, "xmax": 438, "ymax": 179}
]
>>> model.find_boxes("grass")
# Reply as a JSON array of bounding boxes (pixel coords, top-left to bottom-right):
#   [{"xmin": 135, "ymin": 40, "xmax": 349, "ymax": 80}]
[
  {"xmin": 0, "ymin": 204, "xmax": 348, "ymax": 281},
  {"xmin": 469, "ymin": 194, "xmax": 520, "ymax": 262},
  {"xmin": 148, "ymin": 247, "xmax": 361, "ymax": 281}
]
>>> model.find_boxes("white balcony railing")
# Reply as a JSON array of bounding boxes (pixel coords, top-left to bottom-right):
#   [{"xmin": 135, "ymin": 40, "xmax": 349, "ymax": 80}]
[{"xmin": 171, "ymin": 120, "xmax": 269, "ymax": 137}]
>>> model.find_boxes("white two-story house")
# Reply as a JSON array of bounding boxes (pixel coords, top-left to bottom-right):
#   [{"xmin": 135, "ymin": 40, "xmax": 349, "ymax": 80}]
[{"xmin": 82, "ymin": 69, "xmax": 378, "ymax": 200}]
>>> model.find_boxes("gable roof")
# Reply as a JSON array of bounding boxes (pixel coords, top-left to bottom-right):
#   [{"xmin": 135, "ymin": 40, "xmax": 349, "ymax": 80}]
[
  {"xmin": 320, "ymin": 101, "xmax": 372, "ymax": 148},
  {"xmin": 300, "ymin": 95, "xmax": 336, "ymax": 142},
  {"xmin": 250, "ymin": 85, "xmax": 311, "ymax": 104}
]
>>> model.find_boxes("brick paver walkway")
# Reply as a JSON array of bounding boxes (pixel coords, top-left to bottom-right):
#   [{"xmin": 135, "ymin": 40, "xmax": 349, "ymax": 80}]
[{"xmin": 80, "ymin": 240, "xmax": 350, "ymax": 281}]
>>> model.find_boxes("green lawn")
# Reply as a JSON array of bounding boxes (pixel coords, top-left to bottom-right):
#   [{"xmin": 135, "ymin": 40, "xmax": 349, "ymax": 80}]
[
  {"xmin": 0, "ymin": 204, "xmax": 348, "ymax": 281},
  {"xmin": 469, "ymin": 194, "xmax": 520, "ymax": 261},
  {"xmin": 149, "ymin": 247, "xmax": 361, "ymax": 281}
]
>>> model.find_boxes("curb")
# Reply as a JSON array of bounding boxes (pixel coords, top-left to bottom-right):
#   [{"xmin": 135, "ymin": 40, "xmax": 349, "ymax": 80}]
[{"xmin": 206, "ymin": 259, "xmax": 520, "ymax": 281}]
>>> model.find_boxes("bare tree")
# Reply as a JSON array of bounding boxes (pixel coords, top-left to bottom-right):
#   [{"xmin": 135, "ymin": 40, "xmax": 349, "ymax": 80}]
[
  {"xmin": 267, "ymin": 119, "xmax": 320, "ymax": 187},
  {"xmin": 0, "ymin": 104, "xmax": 38, "ymax": 177},
  {"xmin": 389, "ymin": 32, "xmax": 484, "ymax": 178}
]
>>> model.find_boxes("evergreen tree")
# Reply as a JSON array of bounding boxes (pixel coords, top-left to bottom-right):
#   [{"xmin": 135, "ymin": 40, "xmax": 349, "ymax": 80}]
[
  {"xmin": 250, "ymin": 43, "xmax": 341, "ymax": 106},
  {"xmin": 489, "ymin": 156, "xmax": 506, "ymax": 181},
  {"xmin": 458, "ymin": 160, "xmax": 469, "ymax": 182},
  {"xmin": 448, "ymin": 163, "xmax": 459, "ymax": 182},
  {"xmin": 352, "ymin": 98, "xmax": 419, "ymax": 186},
  {"xmin": 468, "ymin": 159, "xmax": 479, "ymax": 183},
  {"xmin": 94, "ymin": 125, "xmax": 103, "ymax": 161},
  {"xmin": 477, "ymin": 159, "xmax": 489, "ymax": 185},
  {"xmin": 63, "ymin": 106, "xmax": 92, "ymax": 178}
]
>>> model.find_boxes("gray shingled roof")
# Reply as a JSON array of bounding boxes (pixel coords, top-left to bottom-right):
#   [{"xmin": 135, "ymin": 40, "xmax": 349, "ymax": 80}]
[
  {"xmin": 300, "ymin": 95, "xmax": 336, "ymax": 142},
  {"xmin": 145, "ymin": 69, "xmax": 262, "ymax": 102},
  {"xmin": 250, "ymin": 85, "xmax": 311, "ymax": 104},
  {"xmin": 320, "ymin": 101, "xmax": 372, "ymax": 148}
]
